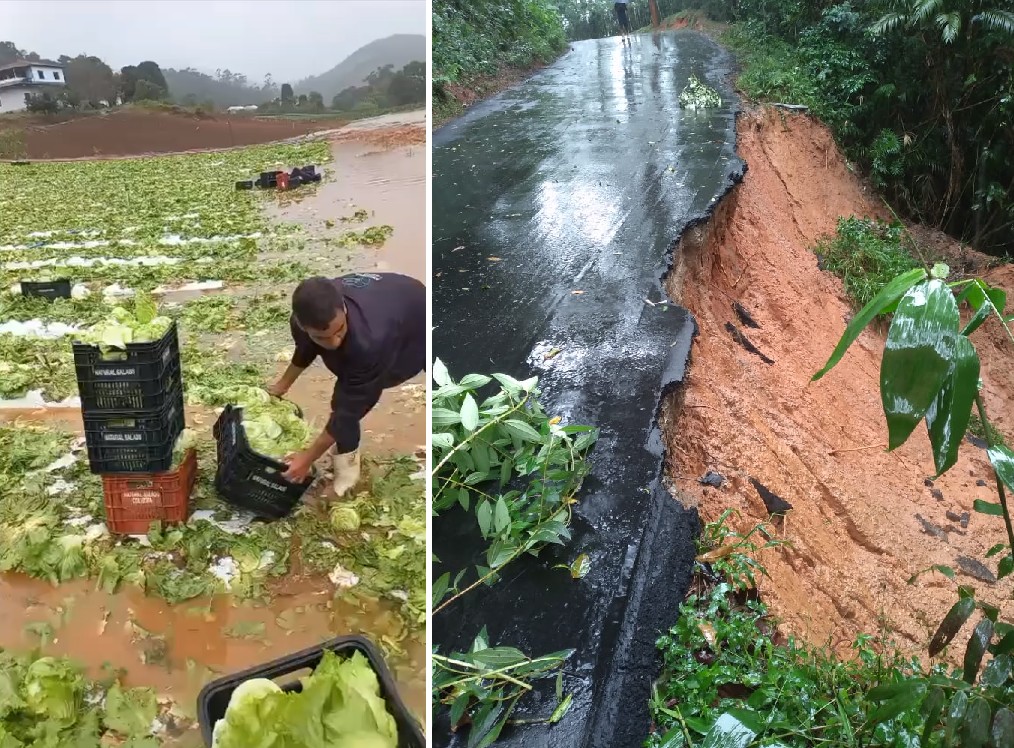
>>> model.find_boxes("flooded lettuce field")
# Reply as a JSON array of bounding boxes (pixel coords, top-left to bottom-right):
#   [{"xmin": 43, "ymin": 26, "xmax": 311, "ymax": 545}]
[{"xmin": 0, "ymin": 120, "xmax": 426, "ymax": 746}]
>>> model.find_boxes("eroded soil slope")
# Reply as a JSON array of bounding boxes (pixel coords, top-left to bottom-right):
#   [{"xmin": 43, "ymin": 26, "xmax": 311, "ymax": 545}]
[{"xmin": 667, "ymin": 107, "xmax": 1014, "ymax": 658}]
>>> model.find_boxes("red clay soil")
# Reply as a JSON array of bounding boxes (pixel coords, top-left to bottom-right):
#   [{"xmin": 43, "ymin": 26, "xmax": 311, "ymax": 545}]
[
  {"xmin": 666, "ymin": 107, "xmax": 1014, "ymax": 662},
  {"xmin": 17, "ymin": 109, "xmax": 337, "ymax": 159},
  {"xmin": 329, "ymin": 124, "xmax": 425, "ymax": 150}
]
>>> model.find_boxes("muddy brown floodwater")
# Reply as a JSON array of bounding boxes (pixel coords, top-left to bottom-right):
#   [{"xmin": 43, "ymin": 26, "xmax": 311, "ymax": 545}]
[
  {"xmin": 0, "ymin": 119, "xmax": 428, "ymax": 746},
  {"xmin": 665, "ymin": 107, "xmax": 1014, "ymax": 664}
]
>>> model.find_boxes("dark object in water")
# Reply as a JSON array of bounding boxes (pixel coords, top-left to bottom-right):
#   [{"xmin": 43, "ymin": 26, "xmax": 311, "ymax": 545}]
[
  {"xmin": 733, "ymin": 301, "xmax": 760, "ymax": 329},
  {"xmin": 749, "ymin": 478, "xmax": 792, "ymax": 514},
  {"xmin": 698, "ymin": 470, "xmax": 724, "ymax": 488},
  {"xmin": 725, "ymin": 322, "xmax": 774, "ymax": 365}
]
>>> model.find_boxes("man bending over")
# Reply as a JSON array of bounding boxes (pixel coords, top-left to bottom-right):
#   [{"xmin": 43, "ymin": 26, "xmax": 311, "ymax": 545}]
[{"xmin": 268, "ymin": 272, "xmax": 426, "ymax": 496}]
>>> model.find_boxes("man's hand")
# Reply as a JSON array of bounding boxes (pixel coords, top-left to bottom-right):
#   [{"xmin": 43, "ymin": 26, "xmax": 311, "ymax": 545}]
[
  {"xmin": 266, "ymin": 380, "xmax": 290, "ymax": 398},
  {"xmin": 267, "ymin": 364, "xmax": 306, "ymax": 399},
  {"xmin": 282, "ymin": 449, "xmax": 315, "ymax": 482}
]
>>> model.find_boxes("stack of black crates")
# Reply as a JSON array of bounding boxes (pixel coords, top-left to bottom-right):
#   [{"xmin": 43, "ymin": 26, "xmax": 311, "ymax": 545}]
[{"xmin": 74, "ymin": 322, "xmax": 185, "ymax": 474}]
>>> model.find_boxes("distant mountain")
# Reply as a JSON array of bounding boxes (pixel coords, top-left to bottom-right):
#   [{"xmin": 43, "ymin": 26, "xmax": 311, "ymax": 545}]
[{"xmin": 293, "ymin": 34, "xmax": 425, "ymax": 99}]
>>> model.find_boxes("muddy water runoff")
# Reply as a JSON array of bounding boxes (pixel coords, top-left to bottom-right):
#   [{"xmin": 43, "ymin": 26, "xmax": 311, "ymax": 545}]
[{"xmin": 0, "ymin": 122, "xmax": 427, "ymax": 744}]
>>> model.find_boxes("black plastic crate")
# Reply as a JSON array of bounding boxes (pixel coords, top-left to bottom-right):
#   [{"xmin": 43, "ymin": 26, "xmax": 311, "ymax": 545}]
[
  {"xmin": 212, "ymin": 405, "xmax": 313, "ymax": 519},
  {"xmin": 256, "ymin": 170, "xmax": 280, "ymax": 188},
  {"xmin": 21, "ymin": 279, "xmax": 71, "ymax": 300},
  {"xmin": 84, "ymin": 385, "xmax": 184, "ymax": 448},
  {"xmin": 84, "ymin": 390, "xmax": 185, "ymax": 474},
  {"xmin": 196, "ymin": 635, "xmax": 424, "ymax": 747},
  {"xmin": 73, "ymin": 322, "xmax": 181, "ymax": 411}
]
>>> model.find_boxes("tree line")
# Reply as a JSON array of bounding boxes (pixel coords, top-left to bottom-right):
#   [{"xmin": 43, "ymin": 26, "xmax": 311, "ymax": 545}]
[
  {"xmin": 1, "ymin": 41, "xmax": 424, "ymax": 117},
  {"xmin": 260, "ymin": 61, "xmax": 425, "ymax": 114}
]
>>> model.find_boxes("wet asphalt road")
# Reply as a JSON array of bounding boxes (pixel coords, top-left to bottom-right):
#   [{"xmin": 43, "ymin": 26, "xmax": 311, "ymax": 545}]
[{"xmin": 433, "ymin": 31, "xmax": 744, "ymax": 748}]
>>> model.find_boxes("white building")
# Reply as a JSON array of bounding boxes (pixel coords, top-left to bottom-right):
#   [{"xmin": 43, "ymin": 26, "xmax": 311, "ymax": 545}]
[{"xmin": 0, "ymin": 59, "xmax": 67, "ymax": 113}]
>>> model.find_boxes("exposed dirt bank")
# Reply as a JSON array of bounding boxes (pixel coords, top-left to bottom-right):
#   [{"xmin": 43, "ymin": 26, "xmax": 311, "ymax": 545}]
[
  {"xmin": 9, "ymin": 109, "xmax": 336, "ymax": 159},
  {"xmin": 665, "ymin": 107, "xmax": 1013, "ymax": 661}
]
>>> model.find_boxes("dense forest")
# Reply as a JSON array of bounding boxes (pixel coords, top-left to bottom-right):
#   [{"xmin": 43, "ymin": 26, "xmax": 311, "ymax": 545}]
[{"xmin": 433, "ymin": 0, "xmax": 1013, "ymax": 254}]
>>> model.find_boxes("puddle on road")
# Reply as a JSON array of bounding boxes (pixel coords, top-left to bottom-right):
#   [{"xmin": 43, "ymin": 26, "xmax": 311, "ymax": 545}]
[{"xmin": 0, "ymin": 129, "xmax": 427, "ymax": 744}]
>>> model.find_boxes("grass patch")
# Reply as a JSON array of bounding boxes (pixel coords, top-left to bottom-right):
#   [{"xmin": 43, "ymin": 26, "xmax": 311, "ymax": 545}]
[
  {"xmin": 721, "ymin": 25, "xmax": 821, "ymax": 109},
  {"xmin": 967, "ymin": 413, "xmax": 1008, "ymax": 448},
  {"xmin": 0, "ymin": 128, "xmax": 27, "ymax": 160},
  {"xmin": 649, "ymin": 512, "xmax": 934, "ymax": 747},
  {"xmin": 813, "ymin": 216, "xmax": 919, "ymax": 310}
]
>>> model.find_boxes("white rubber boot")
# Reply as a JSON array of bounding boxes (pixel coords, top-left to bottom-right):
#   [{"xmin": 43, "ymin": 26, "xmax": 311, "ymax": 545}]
[{"xmin": 332, "ymin": 449, "xmax": 361, "ymax": 497}]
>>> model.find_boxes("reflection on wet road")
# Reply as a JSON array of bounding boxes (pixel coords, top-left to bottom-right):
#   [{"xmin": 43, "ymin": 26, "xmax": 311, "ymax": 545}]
[{"xmin": 433, "ymin": 32, "xmax": 743, "ymax": 748}]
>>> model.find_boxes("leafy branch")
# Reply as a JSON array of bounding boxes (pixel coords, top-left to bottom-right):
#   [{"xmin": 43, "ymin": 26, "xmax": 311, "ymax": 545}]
[
  {"xmin": 430, "ymin": 359, "xmax": 599, "ymax": 746},
  {"xmin": 813, "ymin": 261, "xmax": 1014, "ymax": 741}
]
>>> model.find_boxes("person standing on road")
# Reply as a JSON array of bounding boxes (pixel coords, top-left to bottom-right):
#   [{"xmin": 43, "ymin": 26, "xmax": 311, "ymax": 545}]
[
  {"xmin": 268, "ymin": 272, "xmax": 426, "ymax": 497},
  {"xmin": 615, "ymin": 0, "xmax": 632, "ymax": 43}
]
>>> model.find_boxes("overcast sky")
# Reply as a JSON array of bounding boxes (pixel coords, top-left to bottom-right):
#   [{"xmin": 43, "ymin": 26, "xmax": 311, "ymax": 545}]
[{"xmin": 1, "ymin": 0, "xmax": 426, "ymax": 82}]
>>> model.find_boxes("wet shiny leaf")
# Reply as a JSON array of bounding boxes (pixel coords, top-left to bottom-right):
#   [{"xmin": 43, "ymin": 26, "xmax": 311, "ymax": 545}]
[
  {"xmin": 929, "ymin": 596, "xmax": 976, "ymax": 657},
  {"xmin": 549, "ymin": 693, "xmax": 573, "ymax": 724},
  {"xmin": 987, "ymin": 444, "xmax": 1014, "ymax": 497},
  {"xmin": 963, "ymin": 618, "xmax": 993, "ymax": 683},
  {"xmin": 493, "ymin": 498, "xmax": 510, "ymax": 533},
  {"xmin": 503, "ymin": 419, "xmax": 542, "ymax": 443},
  {"xmin": 973, "ymin": 499, "xmax": 1004, "ymax": 516},
  {"xmin": 432, "ymin": 572, "xmax": 450, "ymax": 607},
  {"xmin": 925, "ymin": 334, "xmax": 979, "ymax": 475},
  {"xmin": 959, "ymin": 280, "xmax": 1006, "ymax": 337},
  {"xmin": 992, "ymin": 709, "xmax": 1014, "ymax": 746},
  {"xmin": 468, "ymin": 701, "xmax": 506, "ymax": 748},
  {"xmin": 881, "ymin": 280, "xmax": 960, "ymax": 450},
  {"xmin": 921, "ymin": 686, "xmax": 946, "ymax": 745},
  {"xmin": 943, "ymin": 690, "xmax": 969, "ymax": 744},
  {"xmin": 476, "ymin": 501, "xmax": 492, "ymax": 536},
  {"xmin": 470, "ymin": 647, "xmax": 528, "ymax": 668},
  {"xmin": 960, "ymin": 696, "xmax": 991, "ymax": 747},
  {"xmin": 813, "ymin": 267, "xmax": 926, "ymax": 381},
  {"xmin": 433, "ymin": 407, "xmax": 462, "ymax": 427},
  {"xmin": 868, "ymin": 681, "xmax": 926, "ymax": 722},
  {"xmin": 449, "ymin": 691, "xmax": 470, "ymax": 727},
  {"xmin": 700, "ymin": 712, "xmax": 757, "ymax": 748},
  {"xmin": 460, "ymin": 393, "xmax": 479, "ymax": 431},
  {"xmin": 980, "ymin": 653, "xmax": 1012, "ymax": 687},
  {"xmin": 570, "ymin": 553, "xmax": 591, "ymax": 579}
]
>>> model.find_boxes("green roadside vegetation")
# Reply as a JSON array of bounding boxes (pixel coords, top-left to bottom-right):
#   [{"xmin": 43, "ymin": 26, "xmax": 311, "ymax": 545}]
[
  {"xmin": 432, "ymin": 0, "xmax": 568, "ymax": 123},
  {"xmin": 721, "ymin": 0, "xmax": 1014, "ymax": 258}
]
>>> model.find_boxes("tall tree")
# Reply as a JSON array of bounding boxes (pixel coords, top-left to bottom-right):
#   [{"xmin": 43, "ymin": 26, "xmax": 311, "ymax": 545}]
[
  {"xmin": 64, "ymin": 55, "xmax": 117, "ymax": 107},
  {"xmin": 280, "ymin": 82, "xmax": 294, "ymax": 103},
  {"xmin": 136, "ymin": 60, "xmax": 168, "ymax": 93},
  {"xmin": 119, "ymin": 65, "xmax": 139, "ymax": 101},
  {"xmin": 0, "ymin": 41, "xmax": 20, "ymax": 65}
]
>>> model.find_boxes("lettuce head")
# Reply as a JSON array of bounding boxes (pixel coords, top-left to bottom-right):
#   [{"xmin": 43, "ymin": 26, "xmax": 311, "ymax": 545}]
[{"xmin": 212, "ymin": 652, "xmax": 397, "ymax": 748}]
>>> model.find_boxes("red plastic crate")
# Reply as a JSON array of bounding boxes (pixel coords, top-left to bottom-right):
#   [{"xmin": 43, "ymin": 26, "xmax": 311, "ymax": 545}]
[{"xmin": 101, "ymin": 448, "xmax": 197, "ymax": 534}]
